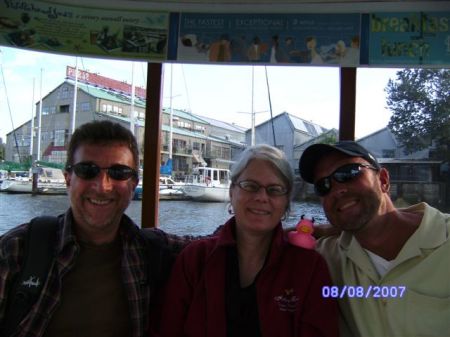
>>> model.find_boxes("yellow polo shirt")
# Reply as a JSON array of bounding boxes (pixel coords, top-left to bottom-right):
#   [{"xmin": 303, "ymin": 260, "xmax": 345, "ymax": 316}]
[{"xmin": 317, "ymin": 203, "xmax": 450, "ymax": 337}]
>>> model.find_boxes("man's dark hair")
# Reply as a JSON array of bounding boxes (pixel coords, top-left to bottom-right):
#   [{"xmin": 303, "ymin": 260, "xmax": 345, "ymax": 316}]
[{"xmin": 66, "ymin": 120, "xmax": 139, "ymax": 172}]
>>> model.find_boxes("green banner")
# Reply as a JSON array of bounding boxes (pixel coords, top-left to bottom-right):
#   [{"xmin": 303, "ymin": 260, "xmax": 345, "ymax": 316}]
[{"xmin": 0, "ymin": 0, "xmax": 169, "ymax": 61}]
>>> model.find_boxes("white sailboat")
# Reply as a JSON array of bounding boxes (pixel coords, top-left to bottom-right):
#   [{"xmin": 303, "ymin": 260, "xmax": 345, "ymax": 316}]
[{"xmin": 0, "ymin": 166, "xmax": 66, "ymax": 195}]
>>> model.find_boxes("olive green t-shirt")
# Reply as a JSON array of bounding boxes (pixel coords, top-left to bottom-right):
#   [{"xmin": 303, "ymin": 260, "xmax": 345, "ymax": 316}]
[{"xmin": 43, "ymin": 238, "xmax": 131, "ymax": 337}]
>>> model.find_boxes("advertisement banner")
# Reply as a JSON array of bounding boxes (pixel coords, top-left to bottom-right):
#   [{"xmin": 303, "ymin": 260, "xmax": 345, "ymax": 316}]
[
  {"xmin": 176, "ymin": 13, "xmax": 361, "ymax": 66},
  {"xmin": 0, "ymin": 0, "xmax": 169, "ymax": 61},
  {"xmin": 368, "ymin": 12, "xmax": 450, "ymax": 65}
]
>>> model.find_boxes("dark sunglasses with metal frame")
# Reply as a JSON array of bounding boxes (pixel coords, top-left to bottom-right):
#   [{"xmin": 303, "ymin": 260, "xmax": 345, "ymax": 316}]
[
  {"xmin": 314, "ymin": 163, "xmax": 378, "ymax": 197},
  {"xmin": 66, "ymin": 162, "xmax": 138, "ymax": 181},
  {"xmin": 235, "ymin": 180, "xmax": 288, "ymax": 197}
]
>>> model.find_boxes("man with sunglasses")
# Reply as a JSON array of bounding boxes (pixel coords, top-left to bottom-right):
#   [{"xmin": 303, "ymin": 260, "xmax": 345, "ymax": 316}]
[
  {"xmin": 0, "ymin": 120, "xmax": 183, "ymax": 337},
  {"xmin": 298, "ymin": 140, "xmax": 450, "ymax": 337}
]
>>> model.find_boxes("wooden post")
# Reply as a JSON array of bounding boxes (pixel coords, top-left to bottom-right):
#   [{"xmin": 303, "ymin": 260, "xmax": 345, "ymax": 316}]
[
  {"xmin": 339, "ymin": 67, "xmax": 357, "ymax": 141},
  {"xmin": 141, "ymin": 63, "xmax": 163, "ymax": 228}
]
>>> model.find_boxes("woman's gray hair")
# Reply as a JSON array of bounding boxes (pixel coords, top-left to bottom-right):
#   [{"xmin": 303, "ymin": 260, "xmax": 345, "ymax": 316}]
[{"xmin": 230, "ymin": 144, "xmax": 294, "ymax": 216}]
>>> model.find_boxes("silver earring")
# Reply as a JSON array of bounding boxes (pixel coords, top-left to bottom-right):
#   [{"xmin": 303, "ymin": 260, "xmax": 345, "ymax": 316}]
[{"xmin": 227, "ymin": 203, "xmax": 234, "ymax": 215}]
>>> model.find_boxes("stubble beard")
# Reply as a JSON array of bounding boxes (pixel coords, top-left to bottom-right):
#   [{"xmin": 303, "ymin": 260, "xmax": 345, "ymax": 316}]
[{"xmin": 326, "ymin": 189, "xmax": 381, "ymax": 234}]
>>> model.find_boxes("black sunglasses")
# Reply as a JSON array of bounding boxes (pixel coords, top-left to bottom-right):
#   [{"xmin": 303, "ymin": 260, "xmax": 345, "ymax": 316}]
[
  {"xmin": 235, "ymin": 180, "xmax": 288, "ymax": 197},
  {"xmin": 314, "ymin": 163, "xmax": 378, "ymax": 197},
  {"xmin": 66, "ymin": 162, "xmax": 138, "ymax": 181}
]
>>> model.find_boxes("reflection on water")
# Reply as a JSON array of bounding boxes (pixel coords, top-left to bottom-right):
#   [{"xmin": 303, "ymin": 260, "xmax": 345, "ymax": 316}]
[{"xmin": 0, "ymin": 193, "xmax": 326, "ymax": 236}]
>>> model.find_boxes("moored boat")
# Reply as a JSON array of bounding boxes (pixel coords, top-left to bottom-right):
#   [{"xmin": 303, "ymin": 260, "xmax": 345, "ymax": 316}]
[
  {"xmin": 133, "ymin": 175, "xmax": 187, "ymax": 200},
  {"xmin": 0, "ymin": 167, "xmax": 66, "ymax": 195},
  {"xmin": 182, "ymin": 166, "xmax": 231, "ymax": 202}
]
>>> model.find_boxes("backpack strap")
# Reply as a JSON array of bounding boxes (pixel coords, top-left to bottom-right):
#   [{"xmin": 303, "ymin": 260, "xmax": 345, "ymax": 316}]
[
  {"xmin": 2, "ymin": 216, "xmax": 58, "ymax": 336},
  {"xmin": 140, "ymin": 228, "xmax": 175, "ymax": 296}
]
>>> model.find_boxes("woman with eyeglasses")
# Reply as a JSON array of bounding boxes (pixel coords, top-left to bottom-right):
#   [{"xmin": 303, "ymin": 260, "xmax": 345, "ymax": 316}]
[{"xmin": 156, "ymin": 144, "xmax": 338, "ymax": 337}]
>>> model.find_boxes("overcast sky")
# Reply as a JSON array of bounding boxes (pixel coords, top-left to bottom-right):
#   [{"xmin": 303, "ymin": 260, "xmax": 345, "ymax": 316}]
[{"xmin": 0, "ymin": 46, "xmax": 401, "ymax": 142}]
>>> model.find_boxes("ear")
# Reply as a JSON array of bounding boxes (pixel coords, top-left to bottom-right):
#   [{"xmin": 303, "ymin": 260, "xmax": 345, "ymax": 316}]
[
  {"xmin": 64, "ymin": 171, "xmax": 71, "ymax": 187},
  {"xmin": 131, "ymin": 178, "xmax": 138, "ymax": 191},
  {"xmin": 378, "ymin": 167, "xmax": 390, "ymax": 193}
]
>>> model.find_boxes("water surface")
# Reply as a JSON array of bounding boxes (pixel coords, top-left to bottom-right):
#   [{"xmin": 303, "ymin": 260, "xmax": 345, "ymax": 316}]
[{"xmin": 0, "ymin": 193, "xmax": 325, "ymax": 236}]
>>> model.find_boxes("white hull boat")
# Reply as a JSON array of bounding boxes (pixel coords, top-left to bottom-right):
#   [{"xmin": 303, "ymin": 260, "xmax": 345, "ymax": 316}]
[
  {"xmin": 0, "ymin": 167, "xmax": 67, "ymax": 195},
  {"xmin": 133, "ymin": 175, "xmax": 186, "ymax": 200},
  {"xmin": 182, "ymin": 167, "xmax": 231, "ymax": 202}
]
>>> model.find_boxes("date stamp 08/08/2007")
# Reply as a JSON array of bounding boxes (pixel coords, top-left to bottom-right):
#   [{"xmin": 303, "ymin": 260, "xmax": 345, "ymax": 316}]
[{"xmin": 322, "ymin": 285, "xmax": 407, "ymax": 299}]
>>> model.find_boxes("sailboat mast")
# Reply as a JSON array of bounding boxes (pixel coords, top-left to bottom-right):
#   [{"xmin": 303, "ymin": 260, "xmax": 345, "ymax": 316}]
[
  {"xmin": 169, "ymin": 64, "xmax": 173, "ymax": 160},
  {"xmin": 264, "ymin": 66, "xmax": 276, "ymax": 147},
  {"xmin": 37, "ymin": 68, "xmax": 43, "ymax": 161},
  {"xmin": 251, "ymin": 66, "xmax": 255, "ymax": 146},
  {"xmin": 29, "ymin": 78, "xmax": 35, "ymax": 158},
  {"xmin": 130, "ymin": 62, "xmax": 135, "ymax": 134},
  {"xmin": 0, "ymin": 54, "xmax": 21, "ymax": 162},
  {"xmin": 70, "ymin": 57, "xmax": 78, "ymax": 136}
]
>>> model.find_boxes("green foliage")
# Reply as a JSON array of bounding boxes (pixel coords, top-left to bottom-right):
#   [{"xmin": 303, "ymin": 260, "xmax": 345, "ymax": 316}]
[
  {"xmin": 386, "ymin": 69, "xmax": 450, "ymax": 160},
  {"xmin": 0, "ymin": 161, "xmax": 30, "ymax": 171},
  {"xmin": 35, "ymin": 161, "xmax": 65, "ymax": 169},
  {"xmin": 319, "ymin": 132, "xmax": 338, "ymax": 145}
]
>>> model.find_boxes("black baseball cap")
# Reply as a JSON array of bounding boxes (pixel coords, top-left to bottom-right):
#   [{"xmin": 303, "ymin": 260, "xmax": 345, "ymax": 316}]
[{"xmin": 299, "ymin": 141, "xmax": 380, "ymax": 183}]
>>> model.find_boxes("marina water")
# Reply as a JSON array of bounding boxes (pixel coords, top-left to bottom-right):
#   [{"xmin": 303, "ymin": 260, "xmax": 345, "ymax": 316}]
[{"xmin": 0, "ymin": 193, "xmax": 326, "ymax": 236}]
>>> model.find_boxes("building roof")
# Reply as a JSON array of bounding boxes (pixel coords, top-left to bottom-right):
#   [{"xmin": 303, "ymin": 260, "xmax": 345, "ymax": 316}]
[
  {"xmin": 254, "ymin": 111, "xmax": 327, "ymax": 137},
  {"xmin": 285, "ymin": 112, "xmax": 327, "ymax": 136},
  {"xmin": 68, "ymin": 80, "xmax": 146, "ymax": 108},
  {"xmin": 162, "ymin": 108, "xmax": 209, "ymax": 124},
  {"xmin": 194, "ymin": 114, "xmax": 247, "ymax": 133},
  {"xmin": 66, "ymin": 66, "xmax": 146, "ymax": 99},
  {"xmin": 356, "ymin": 126, "xmax": 397, "ymax": 142}
]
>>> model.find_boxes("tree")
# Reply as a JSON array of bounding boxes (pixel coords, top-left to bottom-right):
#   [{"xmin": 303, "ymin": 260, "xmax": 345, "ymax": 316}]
[{"xmin": 386, "ymin": 69, "xmax": 450, "ymax": 160}]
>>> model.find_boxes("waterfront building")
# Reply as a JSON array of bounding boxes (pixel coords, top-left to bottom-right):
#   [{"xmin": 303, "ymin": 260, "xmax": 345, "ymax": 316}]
[
  {"xmin": 248, "ymin": 111, "xmax": 328, "ymax": 169},
  {"xmin": 295, "ymin": 127, "xmax": 449, "ymax": 209},
  {"xmin": 5, "ymin": 66, "xmax": 246, "ymax": 176}
]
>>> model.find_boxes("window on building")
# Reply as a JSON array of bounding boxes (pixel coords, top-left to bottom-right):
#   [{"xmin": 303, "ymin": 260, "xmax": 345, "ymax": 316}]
[
  {"xmin": 173, "ymin": 139, "xmax": 186, "ymax": 153},
  {"xmin": 80, "ymin": 102, "xmax": 90, "ymax": 112},
  {"xmin": 42, "ymin": 107, "xmax": 50, "ymax": 115},
  {"xmin": 195, "ymin": 125, "xmax": 205, "ymax": 133},
  {"xmin": 178, "ymin": 121, "xmax": 191, "ymax": 129},
  {"xmin": 193, "ymin": 142, "xmax": 200, "ymax": 151},
  {"xmin": 41, "ymin": 131, "xmax": 52, "ymax": 141},
  {"xmin": 54, "ymin": 129, "xmax": 66, "ymax": 146},
  {"xmin": 20, "ymin": 135, "xmax": 30, "ymax": 146},
  {"xmin": 60, "ymin": 86, "xmax": 70, "ymax": 99},
  {"xmin": 59, "ymin": 105, "xmax": 70, "ymax": 113},
  {"xmin": 212, "ymin": 145, "xmax": 230, "ymax": 158}
]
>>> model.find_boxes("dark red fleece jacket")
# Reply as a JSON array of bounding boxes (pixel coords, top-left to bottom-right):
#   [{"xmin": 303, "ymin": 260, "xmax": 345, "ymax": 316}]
[{"xmin": 158, "ymin": 217, "xmax": 338, "ymax": 337}]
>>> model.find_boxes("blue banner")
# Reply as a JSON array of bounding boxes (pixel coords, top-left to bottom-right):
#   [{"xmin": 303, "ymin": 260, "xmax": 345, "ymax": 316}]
[{"xmin": 177, "ymin": 13, "xmax": 361, "ymax": 66}]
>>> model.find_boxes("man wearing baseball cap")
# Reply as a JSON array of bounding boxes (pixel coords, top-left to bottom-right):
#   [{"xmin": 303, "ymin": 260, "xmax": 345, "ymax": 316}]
[{"xmin": 299, "ymin": 140, "xmax": 450, "ymax": 337}]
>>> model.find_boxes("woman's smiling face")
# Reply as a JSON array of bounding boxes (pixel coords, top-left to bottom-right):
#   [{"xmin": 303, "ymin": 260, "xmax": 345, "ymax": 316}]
[{"xmin": 230, "ymin": 159, "xmax": 289, "ymax": 236}]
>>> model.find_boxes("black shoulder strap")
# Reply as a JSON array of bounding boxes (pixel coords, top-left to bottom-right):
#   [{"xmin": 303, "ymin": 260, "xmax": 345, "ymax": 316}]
[
  {"xmin": 1, "ymin": 216, "xmax": 58, "ymax": 336},
  {"xmin": 140, "ymin": 228, "xmax": 175, "ymax": 294}
]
